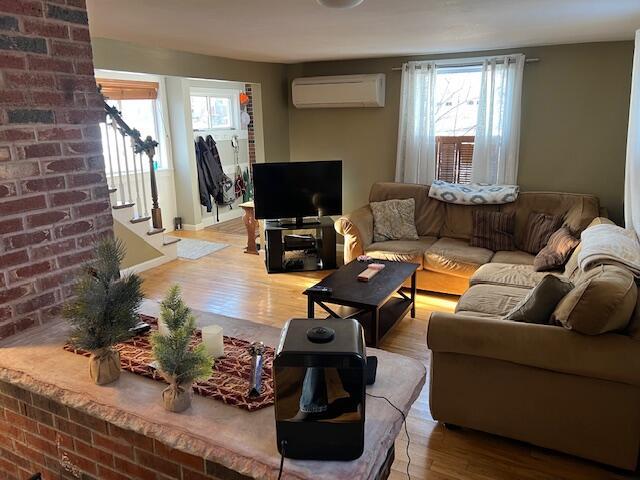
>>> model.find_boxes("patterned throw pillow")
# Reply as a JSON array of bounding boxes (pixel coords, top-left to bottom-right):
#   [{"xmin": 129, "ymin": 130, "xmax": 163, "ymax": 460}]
[
  {"xmin": 469, "ymin": 210, "xmax": 515, "ymax": 251},
  {"xmin": 370, "ymin": 198, "xmax": 419, "ymax": 242},
  {"xmin": 520, "ymin": 212, "xmax": 563, "ymax": 254},
  {"xmin": 533, "ymin": 227, "xmax": 580, "ymax": 272}
]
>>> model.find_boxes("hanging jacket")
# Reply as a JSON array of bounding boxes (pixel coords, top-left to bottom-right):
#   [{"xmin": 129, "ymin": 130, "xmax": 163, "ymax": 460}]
[
  {"xmin": 205, "ymin": 135, "xmax": 234, "ymax": 206},
  {"xmin": 195, "ymin": 136, "xmax": 222, "ymax": 212}
]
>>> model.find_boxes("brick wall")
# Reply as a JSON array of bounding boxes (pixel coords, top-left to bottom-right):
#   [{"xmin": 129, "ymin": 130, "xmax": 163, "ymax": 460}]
[
  {"xmin": 0, "ymin": 0, "xmax": 113, "ymax": 339},
  {"xmin": 243, "ymin": 84, "xmax": 255, "ymax": 165},
  {"xmin": 0, "ymin": 380, "xmax": 251, "ymax": 480}
]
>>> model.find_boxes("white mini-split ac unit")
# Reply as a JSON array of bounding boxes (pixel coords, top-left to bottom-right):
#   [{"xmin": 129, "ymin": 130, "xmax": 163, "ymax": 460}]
[{"xmin": 292, "ymin": 74, "xmax": 386, "ymax": 108}]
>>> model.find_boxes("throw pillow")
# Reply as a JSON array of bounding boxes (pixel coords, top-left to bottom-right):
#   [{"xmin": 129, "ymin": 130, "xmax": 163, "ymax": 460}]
[
  {"xmin": 370, "ymin": 198, "xmax": 419, "ymax": 242},
  {"xmin": 520, "ymin": 212, "xmax": 563, "ymax": 254},
  {"xmin": 469, "ymin": 210, "xmax": 515, "ymax": 251},
  {"xmin": 551, "ymin": 265, "xmax": 637, "ymax": 335},
  {"xmin": 504, "ymin": 275, "xmax": 574, "ymax": 324},
  {"xmin": 533, "ymin": 227, "xmax": 580, "ymax": 272}
]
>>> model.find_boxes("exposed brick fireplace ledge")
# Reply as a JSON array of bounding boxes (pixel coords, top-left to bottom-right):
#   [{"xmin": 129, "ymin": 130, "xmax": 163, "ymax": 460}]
[{"xmin": 0, "ymin": 300, "xmax": 426, "ymax": 480}]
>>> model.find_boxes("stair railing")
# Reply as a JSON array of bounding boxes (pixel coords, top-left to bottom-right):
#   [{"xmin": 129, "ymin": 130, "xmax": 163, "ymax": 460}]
[{"xmin": 102, "ymin": 101, "xmax": 163, "ymax": 231}]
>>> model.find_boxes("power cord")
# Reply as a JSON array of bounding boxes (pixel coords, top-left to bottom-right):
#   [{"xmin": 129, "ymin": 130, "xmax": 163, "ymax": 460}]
[
  {"xmin": 367, "ymin": 393, "xmax": 412, "ymax": 480},
  {"xmin": 277, "ymin": 440, "xmax": 287, "ymax": 480}
]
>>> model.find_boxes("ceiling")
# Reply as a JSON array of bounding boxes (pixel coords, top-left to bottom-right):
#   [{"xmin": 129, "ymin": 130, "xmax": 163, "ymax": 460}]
[{"xmin": 86, "ymin": 0, "xmax": 640, "ymax": 64}]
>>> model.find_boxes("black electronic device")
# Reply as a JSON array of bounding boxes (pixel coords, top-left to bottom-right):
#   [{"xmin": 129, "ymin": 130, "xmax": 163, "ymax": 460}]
[
  {"xmin": 305, "ymin": 285, "xmax": 332, "ymax": 296},
  {"xmin": 274, "ymin": 318, "xmax": 366, "ymax": 460},
  {"xmin": 252, "ymin": 161, "xmax": 342, "ymax": 224},
  {"xmin": 366, "ymin": 355, "xmax": 378, "ymax": 386}
]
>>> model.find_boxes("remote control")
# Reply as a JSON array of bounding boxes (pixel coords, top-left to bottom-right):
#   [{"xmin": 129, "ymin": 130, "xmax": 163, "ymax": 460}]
[{"xmin": 307, "ymin": 285, "xmax": 332, "ymax": 295}]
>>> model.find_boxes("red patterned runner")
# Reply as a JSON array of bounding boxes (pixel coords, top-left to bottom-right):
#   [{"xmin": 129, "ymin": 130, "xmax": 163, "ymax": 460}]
[{"xmin": 63, "ymin": 314, "xmax": 274, "ymax": 411}]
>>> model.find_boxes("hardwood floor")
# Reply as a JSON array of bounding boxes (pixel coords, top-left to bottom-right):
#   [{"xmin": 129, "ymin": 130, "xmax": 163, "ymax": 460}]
[{"xmin": 140, "ymin": 226, "xmax": 631, "ymax": 480}]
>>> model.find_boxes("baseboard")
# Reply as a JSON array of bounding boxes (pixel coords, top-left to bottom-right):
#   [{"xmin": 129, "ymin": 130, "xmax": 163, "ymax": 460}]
[{"xmin": 120, "ymin": 254, "xmax": 175, "ymax": 276}]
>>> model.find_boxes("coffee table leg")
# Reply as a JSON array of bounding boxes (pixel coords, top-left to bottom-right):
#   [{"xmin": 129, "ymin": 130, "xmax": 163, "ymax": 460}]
[
  {"xmin": 372, "ymin": 308, "xmax": 380, "ymax": 348},
  {"xmin": 307, "ymin": 296, "xmax": 315, "ymax": 318},
  {"xmin": 411, "ymin": 271, "xmax": 416, "ymax": 318}
]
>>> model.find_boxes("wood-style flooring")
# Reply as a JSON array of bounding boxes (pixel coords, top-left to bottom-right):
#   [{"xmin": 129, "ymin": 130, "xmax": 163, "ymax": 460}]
[{"xmin": 140, "ymin": 223, "xmax": 632, "ymax": 480}]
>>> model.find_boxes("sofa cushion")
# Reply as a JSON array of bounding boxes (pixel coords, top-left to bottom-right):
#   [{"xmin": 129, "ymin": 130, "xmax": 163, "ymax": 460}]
[
  {"xmin": 504, "ymin": 275, "xmax": 574, "ymax": 324},
  {"xmin": 491, "ymin": 250, "xmax": 535, "ymax": 265},
  {"xmin": 424, "ymin": 237, "xmax": 494, "ymax": 279},
  {"xmin": 552, "ymin": 265, "xmax": 638, "ymax": 335},
  {"xmin": 534, "ymin": 227, "xmax": 580, "ymax": 272},
  {"xmin": 470, "ymin": 210, "xmax": 515, "ymax": 251},
  {"xmin": 365, "ymin": 237, "xmax": 437, "ymax": 268},
  {"xmin": 369, "ymin": 182, "xmax": 444, "ymax": 237},
  {"xmin": 470, "ymin": 263, "xmax": 564, "ymax": 289},
  {"xmin": 519, "ymin": 212, "xmax": 563, "ymax": 254},
  {"xmin": 455, "ymin": 284, "xmax": 528, "ymax": 316},
  {"xmin": 370, "ymin": 198, "xmax": 419, "ymax": 242}
]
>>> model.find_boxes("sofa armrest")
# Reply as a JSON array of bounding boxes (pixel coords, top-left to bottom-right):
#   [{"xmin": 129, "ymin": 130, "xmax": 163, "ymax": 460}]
[
  {"xmin": 334, "ymin": 205, "xmax": 374, "ymax": 263},
  {"xmin": 427, "ymin": 312, "xmax": 640, "ymax": 387}
]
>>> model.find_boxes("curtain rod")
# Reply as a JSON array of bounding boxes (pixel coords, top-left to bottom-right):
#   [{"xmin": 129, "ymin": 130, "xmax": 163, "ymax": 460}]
[{"xmin": 391, "ymin": 57, "xmax": 540, "ymax": 71}]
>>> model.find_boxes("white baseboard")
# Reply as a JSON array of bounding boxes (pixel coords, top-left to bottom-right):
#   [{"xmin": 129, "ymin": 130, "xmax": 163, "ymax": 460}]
[{"xmin": 120, "ymin": 254, "xmax": 175, "ymax": 276}]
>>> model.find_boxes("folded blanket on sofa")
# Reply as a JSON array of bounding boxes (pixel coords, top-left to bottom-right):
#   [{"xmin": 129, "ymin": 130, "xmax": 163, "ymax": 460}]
[
  {"xmin": 578, "ymin": 224, "xmax": 640, "ymax": 276},
  {"xmin": 428, "ymin": 180, "xmax": 519, "ymax": 205}
]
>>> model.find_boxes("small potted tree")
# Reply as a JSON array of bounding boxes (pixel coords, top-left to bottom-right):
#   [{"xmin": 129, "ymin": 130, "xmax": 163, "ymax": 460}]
[
  {"xmin": 64, "ymin": 238, "xmax": 144, "ymax": 385},
  {"xmin": 151, "ymin": 285, "xmax": 212, "ymax": 412}
]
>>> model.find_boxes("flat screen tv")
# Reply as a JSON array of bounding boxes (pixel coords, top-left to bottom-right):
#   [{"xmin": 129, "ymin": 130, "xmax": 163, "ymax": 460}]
[{"xmin": 252, "ymin": 160, "xmax": 342, "ymax": 223}]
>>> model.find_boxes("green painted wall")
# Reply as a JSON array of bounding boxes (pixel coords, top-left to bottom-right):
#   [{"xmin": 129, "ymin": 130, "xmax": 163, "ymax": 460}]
[
  {"xmin": 287, "ymin": 42, "xmax": 633, "ymax": 224},
  {"xmin": 91, "ymin": 38, "xmax": 290, "ymax": 165}
]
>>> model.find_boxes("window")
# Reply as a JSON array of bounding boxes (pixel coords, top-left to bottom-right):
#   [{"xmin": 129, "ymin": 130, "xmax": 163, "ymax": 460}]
[
  {"xmin": 190, "ymin": 92, "xmax": 238, "ymax": 131},
  {"xmin": 434, "ymin": 66, "xmax": 482, "ymax": 184},
  {"xmin": 100, "ymin": 98, "xmax": 164, "ymax": 173}
]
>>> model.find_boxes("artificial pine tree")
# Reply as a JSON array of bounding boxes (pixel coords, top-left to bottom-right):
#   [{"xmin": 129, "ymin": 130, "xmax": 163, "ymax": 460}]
[
  {"xmin": 64, "ymin": 238, "xmax": 144, "ymax": 385},
  {"xmin": 151, "ymin": 285, "xmax": 212, "ymax": 412}
]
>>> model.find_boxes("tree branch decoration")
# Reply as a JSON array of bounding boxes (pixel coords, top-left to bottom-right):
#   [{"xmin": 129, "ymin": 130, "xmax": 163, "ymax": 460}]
[
  {"xmin": 64, "ymin": 238, "xmax": 144, "ymax": 385},
  {"xmin": 151, "ymin": 285, "xmax": 213, "ymax": 412}
]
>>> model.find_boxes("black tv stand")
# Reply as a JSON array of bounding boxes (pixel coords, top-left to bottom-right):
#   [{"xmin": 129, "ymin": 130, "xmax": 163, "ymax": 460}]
[
  {"xmin": 277, "ymin": 217, "xmax": 321, "ymax": 228},
  {"xmin": 264, "ymin": 217, "xmax": 336, "ymax": 273}
]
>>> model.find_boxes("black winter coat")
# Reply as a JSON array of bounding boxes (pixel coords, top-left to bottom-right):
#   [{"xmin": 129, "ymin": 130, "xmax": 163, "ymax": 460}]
[{"xmin": 194, "ymin": 136, "xmax": 227, "ymax": 212}]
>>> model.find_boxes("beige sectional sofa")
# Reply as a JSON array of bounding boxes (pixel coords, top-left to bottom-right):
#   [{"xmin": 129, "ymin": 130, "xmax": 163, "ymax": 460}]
[
  {"xmin": 335, "ymin": 182, "xmax": 601, "ymax": 295},
  {"xmin": 336, "ymin": 182, "xmax": 640, "ymax": 470}
]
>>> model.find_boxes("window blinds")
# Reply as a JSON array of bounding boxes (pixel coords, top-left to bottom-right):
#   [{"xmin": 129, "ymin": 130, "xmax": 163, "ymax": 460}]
[{"xmin": 96, "ymin": 78, "xmax": 159, "ymax": 100}]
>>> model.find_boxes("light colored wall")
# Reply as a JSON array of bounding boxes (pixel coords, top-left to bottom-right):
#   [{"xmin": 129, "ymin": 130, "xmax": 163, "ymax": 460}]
[
  {"xmin": 91, "ymin": 38, "xmax": 289, "ymax": 165},
  {"xmin": 287, "ymin": 42, "xmax": 633, "ymax": 223},
  {"xmin": 113, "ymin": 220, "xmax": 162, "ymax": 269}
]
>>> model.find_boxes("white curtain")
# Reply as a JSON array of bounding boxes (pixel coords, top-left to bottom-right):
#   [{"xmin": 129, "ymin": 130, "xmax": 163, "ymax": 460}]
[
  {"xmin": 395, "ymin": 61, "xmax": 437, "ymax": 184},
  {"xmin": 626, "ymin": 30, "xmax": 640, "ymax": 237},
  {"xmin": 471, "ymin": 54, "xmax": 525, "ymax": 184}
]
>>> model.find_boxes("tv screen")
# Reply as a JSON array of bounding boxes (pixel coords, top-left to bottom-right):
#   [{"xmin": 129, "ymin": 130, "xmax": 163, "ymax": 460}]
[{"xmin": 252, "ymin": 161, "xmax": 342, "ymax": 220}]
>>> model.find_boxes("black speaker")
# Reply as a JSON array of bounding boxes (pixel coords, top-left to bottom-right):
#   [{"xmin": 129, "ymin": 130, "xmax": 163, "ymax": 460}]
[{"xmin": 273, "ymin": 318, "xmax": 366, "ymax": 461}]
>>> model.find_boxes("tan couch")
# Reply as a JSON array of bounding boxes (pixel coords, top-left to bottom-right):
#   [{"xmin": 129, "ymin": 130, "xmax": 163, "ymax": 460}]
[{"xmin": 335, "ymin": 182, "xmax": 601, "ymax": 294}]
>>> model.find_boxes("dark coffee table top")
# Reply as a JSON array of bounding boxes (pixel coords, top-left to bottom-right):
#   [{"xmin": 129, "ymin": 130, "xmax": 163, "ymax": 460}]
[{"xmin": 304, "ymin": 260, "xmax": 418, "ymax": 309}]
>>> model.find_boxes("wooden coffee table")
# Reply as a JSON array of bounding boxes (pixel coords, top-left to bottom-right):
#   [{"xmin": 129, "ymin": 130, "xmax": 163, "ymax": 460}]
[{"xmin": 304, "ymin": 260, "xmax": 418, "ymax": 347}]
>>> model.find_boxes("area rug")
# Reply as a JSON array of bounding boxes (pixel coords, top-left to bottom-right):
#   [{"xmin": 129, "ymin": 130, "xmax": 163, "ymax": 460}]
[
  {"xmin": 171, "ymin": 237, "xmax": 229, "ymax": 260},
  {"xmin": 63, "ymin": 314, "xmax": 275, "ymax": 411}
]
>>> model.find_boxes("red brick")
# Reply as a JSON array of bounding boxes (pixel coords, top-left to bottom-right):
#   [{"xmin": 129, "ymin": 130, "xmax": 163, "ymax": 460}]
[
  {"xmin": 5, "ymin": 229, "xmax": 50, "ymax": 249},
  {"xmin": 0, "ymin": 90, "xmax": 25, "ymax": 105},
  {"xmin": 77, "ymin": 230, "xmax": 111, "ymax": 248},
  {"xmin": 31, "ymin": 238, "xmax": 75, "ymax": 260},
  {"xmin": 0, "ymin": 307, "xmax": 10, "ymax": 323},
  {"xmin": 93, "ymin": 433, "xmax": 134, "ymax": 460},
  {"xmin": 50, "ymin": 189, "xmax": 88, "ymax": 206},
  {"xmin": 67, "ymin": 0, "xmax": 86, "ymax": 8},
  {"xmin": 0, "ymin": 446, "xmax": 29, "ymax": 470},
  {"xmin": 20, "ymin": 403, "xmax": 54, "ymax": 427},
  {"xmin": 21, "ymin": 176, "xmax": 65, "ymax": 193},
  {"xmin": 4, "ymin": 410, "xmax": 37, "ymax": 432},
  {"xmin": 0, "ymin": 145, "xmax": 11, "ymax": 161},
  {"xmin": 74, "ymin": 60, "xmax": 93, "ymax": 75},
  {"xmin": 71, "ymin": 26, "xmax": 90, "ymax": 42},
  {"xmin": 0, "ymin": 194, "xmax": 46, "ymax": 215},
  {"xmin": 0, "ymin": 218, "xmax": 22, "ymax": 234},
  {"xmin": 36, "ymin": 268, "xmax": 76, "ymax": 291},
  {"xmin": 135, "ymin": 448, "xmax": 180, "ymax": 477},
  {"xmin": 154, "ymin": 440, "xmax": 204, "ymax": 471},
  {"xmin": 57, "ymin": 249, "xmax": 93, "ymax": 267},
  {"xmin": 81, "ymin": 124, "xmax": 101, "ymax": 140},
  {"xmin": 182, "ymin": 469, "xmax": 209, "ymax": 480},
  {"xmin": 29, "ymin": 91, "xmax": 68, "ymax": 107},
  {"xmin": 13, "ymin": 441, "xmax": 46, "ymax": 467},
  {"xmin": 68, "ymin": 407, "xmax": 108, "ymax": 435},
  {"xmin": 67, "ymin": 172, "xmax": 102, "ymax": 186},
  {"xmin": 38, "ymin": 424, "xmax": 73, "ymax": 449},
  {"xmin": 10, "ymin": 261, "xmax": 53, "ymax": 282},
  {"xmin": 0, "ymin": 393, "xmax": 20, "ymax": 413},
  {"xmin": 97, "ymin": 465, "xmax": 130, "ymax": 480},
  {"xmin": 54, "ymin": 219, "xmax": 93, "ymax": 237},
  {"xmin": 0, "ymin": 250, "xmax": 29, "ymax": 268},
  {"xmin": 12, "ymin": 315, "xmax": 35, "ymax": 334},
  {"xmin": 0, "ymin": 457, "xmax": 17, "ymax": 476},
  {"xmin": 23, "ymin": 18, "xmax": 69, "ymax": 39},
  {"xmin": 50, "ymin": 40, "xmax": 92, "ymax": 58},
  {"xmin": 62, "ymin": 108, "xmax": 105, "ymax": 125},
  {"xmin": 59, "ymin": 449, "xmax": 97, "ymax": 475},
  {"xmin": 75, "ymin": 439, "xmax": 114, "ymax": 467},
  {"xmin": 4, "ymin": 72, "xmax": 56, "ymax": 90},
  {"xmin": 113, "ymin": 457, "xmax": 155, "ymax": 480},
  {"xmin": 20, "ymin": 142, "xmax": 61, "ymax": 159},
  {"xmin": 0, "ymin": 0, "xmax": 43, "ymax": 16},
  {"xmin": 0, "ymin": 284, "xmax": 31, "ymax": 304},
  {"xmin": 15, "ymin": 292, "xmax": 56, "ymax": 314},
  {"xmin": 0, "ymin": 128, "xmax": 35, "ymax": 141},
  {"xmin": 54, "ymin": 416, "xmax": 92, "ymax": 443},
  {"xmin": 0, "ymin": 182, "xmax": 17, "ymax": 198},
  {"xmin": 28, "ymin": 55, "xmax": 74, "ymax": 73},
  {"xmin": 31, "ymin": 393, "xmax": 68, "ymax": 418},
  {"xmin": 109, "ymin": 424, "xmax": 154, "ymax": 451},
  {"xmin": 64, "ymin": 140, "xmax": 102, "ymax": 155},
  {"xmin": 0, "ymin": 53, "xmax": 25, "ymax": 69},
  {"xmin": 22, "ymin": 432, "xmax": 57, "ymax": 457},
  {"xmin": 74, "ymin": 200, "xmax": 109, "ymax": 217},
  {"xmin": 26, "ymin": 209, "xmax": 69, "ymax": 227},
  {"xmin": 43, "ymin": 156, "xmax": 84, "ymax": 173},
  {"xmin": 36, "ymin": 126, "xmax": 82, "ymax": 141},
  {"xmin": 0, "ymin": 161, "xmax": 40, "ymax": 180}
]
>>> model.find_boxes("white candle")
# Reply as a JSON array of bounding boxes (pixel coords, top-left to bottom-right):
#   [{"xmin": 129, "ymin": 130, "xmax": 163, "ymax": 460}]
[
  {"xmin": 201, "ymin": 325, "xmax": 224, "ymax": 358},
  {"xmin": 157, "ymin": 320, "xmax": 170, "ymax": 336}
]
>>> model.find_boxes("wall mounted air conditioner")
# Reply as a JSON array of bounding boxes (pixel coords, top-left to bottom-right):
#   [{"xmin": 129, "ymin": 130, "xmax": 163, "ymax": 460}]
[{"xmin": 292, "ymin": 74, "xmax": 385, "ymax": 108}]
